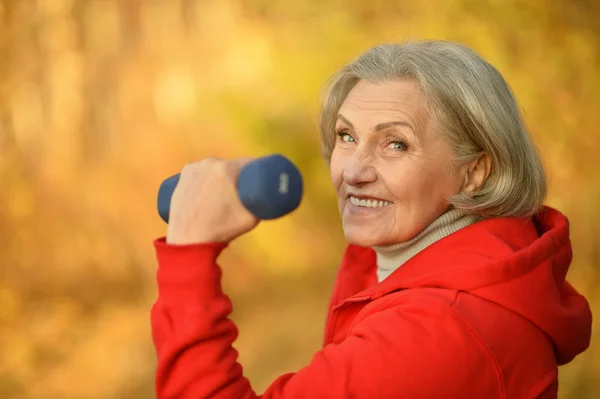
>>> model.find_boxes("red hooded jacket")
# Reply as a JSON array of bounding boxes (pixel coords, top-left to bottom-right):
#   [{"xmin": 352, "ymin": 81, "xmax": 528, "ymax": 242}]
[{"xmin": 151, "ymin": 206, "xmax": 592, "ymax": 398}]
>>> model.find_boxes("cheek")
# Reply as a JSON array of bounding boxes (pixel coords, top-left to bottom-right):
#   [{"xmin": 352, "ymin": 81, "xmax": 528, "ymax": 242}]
[
  {"xmin": 416, "ymin": 170, "xmax": 462, "ymax": 205},
  {"xmin": 329, "ymin": 151, "xmax": 344, "ymax": 192},
  {"xmin": 383, "ymin": 163, "xmax": 457, "ymax": 204}
]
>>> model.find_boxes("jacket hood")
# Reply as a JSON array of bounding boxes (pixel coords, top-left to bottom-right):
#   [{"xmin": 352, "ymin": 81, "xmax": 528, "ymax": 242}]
[{"xmin": 343, "ymin": 206, "xmax": 592, "ymax": 365}]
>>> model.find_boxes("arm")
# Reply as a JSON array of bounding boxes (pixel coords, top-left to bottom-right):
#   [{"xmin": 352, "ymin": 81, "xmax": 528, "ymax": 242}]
[{"xmin": 151, "ymin": 238, "xmax": 501, "ymax": 399}]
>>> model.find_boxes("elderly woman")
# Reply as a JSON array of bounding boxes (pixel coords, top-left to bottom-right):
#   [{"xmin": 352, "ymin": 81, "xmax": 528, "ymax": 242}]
[{"xmin": 151, "ymin": 41, "xmax": 592, "ymax": 398}]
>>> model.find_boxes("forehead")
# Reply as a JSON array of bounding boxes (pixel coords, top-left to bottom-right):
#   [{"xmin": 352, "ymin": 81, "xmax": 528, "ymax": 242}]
[{"xmin": 338, "ymin": 79, "xmax": 429, "ymax": 123}]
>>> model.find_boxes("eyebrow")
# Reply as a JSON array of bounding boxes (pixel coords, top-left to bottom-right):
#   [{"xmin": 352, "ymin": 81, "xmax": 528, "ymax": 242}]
[{"xmin": 336, "ymin": 114, "xmax": 420, "ymax": 141}]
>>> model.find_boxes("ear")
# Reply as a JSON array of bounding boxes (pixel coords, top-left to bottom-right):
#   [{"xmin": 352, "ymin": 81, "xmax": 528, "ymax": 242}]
[{"xmin": 461, "ymin": 152, "xmax": 491, "ymax": 195}]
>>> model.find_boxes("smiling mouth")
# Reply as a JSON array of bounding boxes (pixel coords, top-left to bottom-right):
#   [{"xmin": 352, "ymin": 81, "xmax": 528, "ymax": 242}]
[{"xmin": 348, "ymin": 195, "xmax": 392, "ymax": 208}]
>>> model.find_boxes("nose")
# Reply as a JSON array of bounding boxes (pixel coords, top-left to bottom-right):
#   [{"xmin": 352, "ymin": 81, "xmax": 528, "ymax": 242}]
[{"xmin": 343, "ymin": 149, "xmax": 377, "ymax": 187}]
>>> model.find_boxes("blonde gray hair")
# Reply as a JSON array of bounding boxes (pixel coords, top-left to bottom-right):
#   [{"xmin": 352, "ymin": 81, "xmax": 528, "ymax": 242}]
[{"xmin": 319, "ymin": 40, "xmax": 546, "ymax": 217}]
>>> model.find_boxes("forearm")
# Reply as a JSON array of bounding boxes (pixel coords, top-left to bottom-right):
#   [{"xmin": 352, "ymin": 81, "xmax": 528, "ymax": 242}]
[{"xmin": 151, "ymin": 238, "xmax": 257, "ymax": 399}]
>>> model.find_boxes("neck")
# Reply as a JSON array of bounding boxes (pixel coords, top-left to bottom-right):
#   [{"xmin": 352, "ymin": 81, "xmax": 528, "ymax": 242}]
[{"xmin": 373, "ymin": 208, "xmax": 481, "ymax": 282}]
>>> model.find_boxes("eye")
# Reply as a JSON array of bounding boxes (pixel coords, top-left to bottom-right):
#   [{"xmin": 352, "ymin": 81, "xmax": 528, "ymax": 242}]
[
  {"xmin": 388, "ymin": 140, "xmax": 408, "ymax": 150},
  {"xmin": 336, "ymin": 130, "xmax": 355, "ymax": 143}
]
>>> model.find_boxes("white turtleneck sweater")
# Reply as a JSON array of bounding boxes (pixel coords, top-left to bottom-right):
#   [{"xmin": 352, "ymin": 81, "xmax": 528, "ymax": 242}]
[{"xmin": 373, "ymin": 208, "xmax": 481, "ymax": 283}]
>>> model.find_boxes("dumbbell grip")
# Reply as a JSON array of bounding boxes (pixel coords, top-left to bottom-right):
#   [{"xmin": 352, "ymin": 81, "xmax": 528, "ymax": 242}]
[{"xmin": 157, "ymin": 154, "xmax": 303, "ymax": 223}]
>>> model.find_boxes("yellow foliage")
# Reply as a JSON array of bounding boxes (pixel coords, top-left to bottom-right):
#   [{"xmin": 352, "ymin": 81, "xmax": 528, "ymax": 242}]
[{"xmin": 1, "ymin": 0, "xmax": 598, "ymax": 398}]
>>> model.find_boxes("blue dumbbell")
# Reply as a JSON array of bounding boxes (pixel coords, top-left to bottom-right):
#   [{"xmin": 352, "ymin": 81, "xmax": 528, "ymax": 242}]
[{"xmin": 157, "ymin": 154, "xmax": 303, "ymax": 223}]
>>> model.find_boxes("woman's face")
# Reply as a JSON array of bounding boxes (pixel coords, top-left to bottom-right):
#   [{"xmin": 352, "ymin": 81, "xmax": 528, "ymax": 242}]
[{"xmin": 330, "ymin": 79, "xmax": 465, "ymax": 247}]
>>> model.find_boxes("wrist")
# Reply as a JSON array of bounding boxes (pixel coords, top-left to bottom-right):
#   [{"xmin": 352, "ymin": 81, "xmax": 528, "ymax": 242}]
[{"xmin": 166, "ymin": 226, "xmax": 222, "ymax": 245}]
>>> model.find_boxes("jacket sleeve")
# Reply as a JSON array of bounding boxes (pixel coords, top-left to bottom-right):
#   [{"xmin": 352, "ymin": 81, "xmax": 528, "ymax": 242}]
[{"xmin": 151, "ymin": 238, "xmax": 501, "ymax": 399}]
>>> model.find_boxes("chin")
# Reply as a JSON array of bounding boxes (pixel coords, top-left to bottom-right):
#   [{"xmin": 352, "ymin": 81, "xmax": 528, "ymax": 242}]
[{"xmin": 343, "ymin": 227, "xmax": 384, "ymax": 247}]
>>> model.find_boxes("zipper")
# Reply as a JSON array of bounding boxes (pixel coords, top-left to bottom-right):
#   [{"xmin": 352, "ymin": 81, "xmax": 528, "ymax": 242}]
[
  {"xmin": 324, "ymin": 286, "xmax": 411, "ymax": 344},
  {"xmin": 332, "ymin": 285, "xmax": 404, "ymax": 311},
  {"xmin": 332, "ymin": 295, "xmax": 372, "ymax": 310},
  {"xmin": 325, "ymin": 295, "xmax": 373, "ymax": 345}
]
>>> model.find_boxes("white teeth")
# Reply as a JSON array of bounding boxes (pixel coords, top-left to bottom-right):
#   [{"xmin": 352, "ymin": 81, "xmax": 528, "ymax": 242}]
[{"xmin": 349, "ymin": 196, "xmax": 391, "ymax": 208}]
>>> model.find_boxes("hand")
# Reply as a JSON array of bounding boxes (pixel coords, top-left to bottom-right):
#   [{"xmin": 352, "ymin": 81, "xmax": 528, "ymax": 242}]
[{"xmin": 166, "ymin": 157, "xmax": 259, "ymax": 245}]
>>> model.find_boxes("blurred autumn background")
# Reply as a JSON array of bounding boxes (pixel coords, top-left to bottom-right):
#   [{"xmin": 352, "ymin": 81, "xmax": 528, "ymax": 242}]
[{"xmin": 1, "ymin": 0, "xmax": 599, "ymax": 398}]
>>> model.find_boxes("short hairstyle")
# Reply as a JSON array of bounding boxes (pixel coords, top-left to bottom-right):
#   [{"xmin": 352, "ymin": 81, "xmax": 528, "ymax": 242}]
[{"xmin": 318, "ymin": 40, "xmax": 547, "ymax": 218}]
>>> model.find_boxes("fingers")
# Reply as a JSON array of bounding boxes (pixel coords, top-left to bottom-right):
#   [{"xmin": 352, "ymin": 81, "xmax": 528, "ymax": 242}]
[{"xmin": 178, "ymin": 156, "xmax": 254, "ymax": 185}]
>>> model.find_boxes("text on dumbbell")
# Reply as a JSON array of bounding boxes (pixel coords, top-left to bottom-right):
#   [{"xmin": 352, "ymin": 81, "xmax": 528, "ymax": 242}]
[{"xmin": 279, "ymin": 173, "xmax": 289, "ymax": 194}]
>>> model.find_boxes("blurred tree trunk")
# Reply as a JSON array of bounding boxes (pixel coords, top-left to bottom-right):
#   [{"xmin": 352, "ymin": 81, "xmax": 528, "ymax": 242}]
[
  {"xmin": 0, "ymin": 0, "xmax": 13, "ymax": 152},
  {"xmin": 181, "ymin": 0, "xmax": 198, "ymax": 34},
  {"xmin": 119, "ymin": 0, "xmax": 141, "ymax": 54}
]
